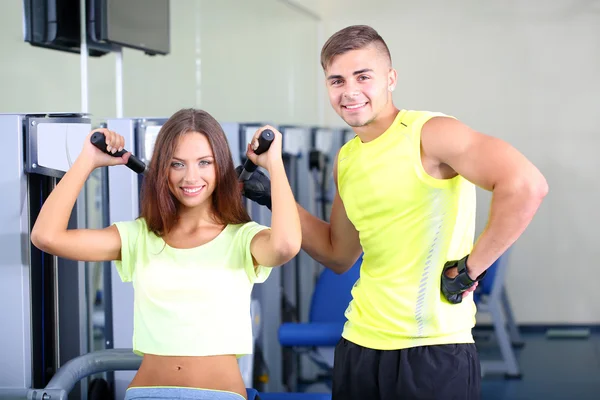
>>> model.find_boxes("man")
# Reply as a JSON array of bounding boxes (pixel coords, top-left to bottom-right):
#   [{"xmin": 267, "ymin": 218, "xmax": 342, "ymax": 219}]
[{"xmin": 240, "ymin": 25, "xmax": 547, "ymax": 399}]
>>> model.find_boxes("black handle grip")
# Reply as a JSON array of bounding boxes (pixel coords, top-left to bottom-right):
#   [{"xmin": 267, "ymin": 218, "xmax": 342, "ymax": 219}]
[
  {"xmin": 90, "ymin": 131, "xmax": 147, "ymax": 174},
  {"xmin": 239, "ymin": 129, "xmax": 275, "ymax": 181}
]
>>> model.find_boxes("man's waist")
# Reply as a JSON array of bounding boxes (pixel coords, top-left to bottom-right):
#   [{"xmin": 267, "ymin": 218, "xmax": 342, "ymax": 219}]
[
  {"xmin": 341, "ymin": 323, "xmax": 475, "ymax": 351},
  {"xmin": 343, "ymin": 295, "xmax": 477, "ymax": 345}
]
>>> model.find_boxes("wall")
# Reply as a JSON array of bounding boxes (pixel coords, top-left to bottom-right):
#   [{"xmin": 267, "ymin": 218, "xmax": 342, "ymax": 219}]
[{"xmin": 0, "ymin": 0, "xmax": 319, "ymax": 126}]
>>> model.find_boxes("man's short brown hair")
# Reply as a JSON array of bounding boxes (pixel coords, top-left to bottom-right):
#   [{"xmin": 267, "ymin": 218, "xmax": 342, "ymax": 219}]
[{"xmin": 320, "ymin": 25, "xmax": 391, "ymax": 70}]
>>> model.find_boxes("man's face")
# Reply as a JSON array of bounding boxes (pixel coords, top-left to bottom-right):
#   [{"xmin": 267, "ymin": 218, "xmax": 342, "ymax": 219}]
[{"xmin": 325, "ymin": 44, "xmax": 396, "ymax": 128}]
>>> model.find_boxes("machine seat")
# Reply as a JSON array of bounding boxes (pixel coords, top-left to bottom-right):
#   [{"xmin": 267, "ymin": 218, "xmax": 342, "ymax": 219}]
[{"xmin": 279, "ymin": 323, "xmax": 344, "ymax": 347}]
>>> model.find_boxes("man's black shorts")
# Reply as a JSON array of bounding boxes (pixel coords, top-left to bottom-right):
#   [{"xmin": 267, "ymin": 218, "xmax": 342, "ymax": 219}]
[{"xmin": 332, "ymin": 338, "xmax": 481, "ymax": 400}]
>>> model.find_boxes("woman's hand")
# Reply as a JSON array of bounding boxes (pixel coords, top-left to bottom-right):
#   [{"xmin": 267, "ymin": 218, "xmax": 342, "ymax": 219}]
[{"xmin": 79, "ymin": 128, "xmax": 131, "ymax": 170}]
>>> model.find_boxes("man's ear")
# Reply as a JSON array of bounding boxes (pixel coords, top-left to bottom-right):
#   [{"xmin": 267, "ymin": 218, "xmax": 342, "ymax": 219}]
[{"xmin": 388, "ymin": 68, "xmax": 397, "ymax": 92}]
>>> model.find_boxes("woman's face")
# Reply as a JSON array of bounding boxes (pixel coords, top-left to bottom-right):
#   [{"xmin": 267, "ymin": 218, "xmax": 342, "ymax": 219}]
[{"xmin": 167, "ymin": 132, "xmax": 217, "ymax": 210}]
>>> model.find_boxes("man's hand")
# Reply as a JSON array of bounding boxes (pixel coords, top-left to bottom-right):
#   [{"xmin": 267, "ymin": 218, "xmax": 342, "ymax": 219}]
[
  {"xmin": 440, "ymin": 255, "xmax": 485, "ymax": 304},
  {"xmin": 236, "ymin": 165, "xmax": 272, "ymax": 210}
]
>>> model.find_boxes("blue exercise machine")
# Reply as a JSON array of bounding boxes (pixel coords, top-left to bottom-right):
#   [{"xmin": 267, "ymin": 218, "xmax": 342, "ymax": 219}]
[{"xmin": 279, "ymin": 255, "xmax": 362, "ymax": 392}]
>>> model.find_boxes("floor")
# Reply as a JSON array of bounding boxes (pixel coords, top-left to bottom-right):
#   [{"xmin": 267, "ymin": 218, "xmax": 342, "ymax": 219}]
[
  {"xmin": 478, "ymin": 330, "xmax": 600, "ymax": 400},
  {"xmin": 273, "ymin": 330, "xmax": 600, "ymax": 400}
]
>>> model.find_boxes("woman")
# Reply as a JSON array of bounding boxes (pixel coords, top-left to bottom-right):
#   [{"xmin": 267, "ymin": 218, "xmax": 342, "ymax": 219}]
[{"xmin": 31, "ymin": 108, "xmax": 302, "ymax": 400}]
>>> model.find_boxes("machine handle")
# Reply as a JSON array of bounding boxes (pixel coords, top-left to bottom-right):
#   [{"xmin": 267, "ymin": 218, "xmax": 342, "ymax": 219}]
[
  {"xmin": 238, "ymin": 129, "xmax": 275, "ymax": 181},
  {"xmin": 90, "ymin": 131, "xmax": 147, "ymax": 174}
]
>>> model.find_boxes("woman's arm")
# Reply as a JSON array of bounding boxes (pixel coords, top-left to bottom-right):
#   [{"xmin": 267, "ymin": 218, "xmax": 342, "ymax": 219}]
[
  {"xmin": 31, "ymin": 129, "xmax": 131, "ymax": 262},
  {"xmin": 246, "ymin": 126, "xmax": 301, "ymax": 267}
]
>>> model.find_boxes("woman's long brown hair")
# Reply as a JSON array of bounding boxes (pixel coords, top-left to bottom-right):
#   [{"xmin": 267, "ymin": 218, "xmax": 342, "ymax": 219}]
[{"xmin": 140, "ymin": 108, "xmax": 250, "ymax": 236}]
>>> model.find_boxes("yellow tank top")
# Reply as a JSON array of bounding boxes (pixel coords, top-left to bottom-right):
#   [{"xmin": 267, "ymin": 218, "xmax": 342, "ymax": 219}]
[{"xmin": 338, "ymin": 109, "xmax": 477, "ymax": 350}]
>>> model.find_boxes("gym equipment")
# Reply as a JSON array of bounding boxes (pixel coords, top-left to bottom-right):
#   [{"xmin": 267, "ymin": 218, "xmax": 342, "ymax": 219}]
[
  {"xmin": 238, "ymin": 129, "xmax": 275, "ymax": 181},
  {"xmin": 309, "ymin": 128, "xmax": 344, "ymax": 222},
  {"xmin": 342, "ymin": 128, "xmax": 355, "ymax": 144},
  {"xmin": 0, "ymin": 113, "xmax": 99, "ymax": 399},
  {"xmin": 276, "ymin": 125, "xmax": 316, "ymax": 391},
  {"xmin": 88, "ymin": 377, "xmax": 112, "ymax": 400},
  {"xmin": 90, "ymin": 131, "xmax": 147, "ymax": 174},
  {"xmin": 17, "ymin": 349, "xmax": 141, "ymax": 400},
  {"xmin": 279, "ymin": 255, "xmax": 362, "ymax": 391},
  {"xmin": 473, "ymin": 249, "xmax": 524, "ymax": 379},
  {"xmin": 280, "ymin": 127, "xmax": 345, "ymax": 389}
]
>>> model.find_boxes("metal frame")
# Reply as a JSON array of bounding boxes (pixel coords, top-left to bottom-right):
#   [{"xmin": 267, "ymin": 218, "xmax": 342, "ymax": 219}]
[
  {"xmin": 0, "ymin": 113, "xmax": 94, "ymax": 400},
  {"xmin": 0, "ymin": 114, "xmax": 33, "ymax": 394},
  {"xmin": 25, "ymin": 116, "xmax": 90, "ymax": 178},
  {"xmin": 476, "ymin": 251, "xmax": 524, "ymax": 378}
]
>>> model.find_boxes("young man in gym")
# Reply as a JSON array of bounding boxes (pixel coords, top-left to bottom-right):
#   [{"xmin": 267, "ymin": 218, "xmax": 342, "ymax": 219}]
[{"xmin": 240, "ymin": 25, "xmax": 548, "ymax": 399}]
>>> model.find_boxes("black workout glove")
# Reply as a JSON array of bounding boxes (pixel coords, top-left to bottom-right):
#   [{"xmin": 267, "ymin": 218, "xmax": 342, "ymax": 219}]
[
  {"xmin": 235, "ymin": 165, "xmax": 272, "ymax": 210},
  {"xmin": 440, "ymin": 255, "xmax": 487, "ymax": 304}
]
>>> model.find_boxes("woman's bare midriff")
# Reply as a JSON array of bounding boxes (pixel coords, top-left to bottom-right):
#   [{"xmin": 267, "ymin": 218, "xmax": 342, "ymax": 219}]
[{"xmin": 129, "ymin": 354, "xmax": 247, "ymax": 399}]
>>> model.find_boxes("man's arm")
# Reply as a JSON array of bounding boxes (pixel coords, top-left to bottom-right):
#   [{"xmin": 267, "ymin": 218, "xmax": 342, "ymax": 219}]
[
  {"xmin": 422, "ymin": 117, "xmax": 548, "ymax": 279},
  {"xmin": 297, "ymin": 150, "xmax": 362, "ymax": 274}
]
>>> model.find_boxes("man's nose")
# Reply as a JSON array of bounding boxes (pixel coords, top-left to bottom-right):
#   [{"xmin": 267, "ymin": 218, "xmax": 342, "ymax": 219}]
[{"xmin": 343, "ymin": 86, "xmax": 360, "ymax": 99}]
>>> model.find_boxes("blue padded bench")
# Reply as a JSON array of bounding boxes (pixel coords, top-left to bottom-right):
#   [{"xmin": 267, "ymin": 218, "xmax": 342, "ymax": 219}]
[{"xmin": 278, "ymin": 255, "xmax": 362, "ymax": 391}]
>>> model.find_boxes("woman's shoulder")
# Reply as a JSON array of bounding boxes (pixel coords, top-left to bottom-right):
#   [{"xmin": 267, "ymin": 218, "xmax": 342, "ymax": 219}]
[
  {"xmin": 115, "ymin": 217, "xmax": 148, "ymax": 229},
  {"xmin": 113, "ymin": 217, "xmax": 152, "ymax": 239},
  {"xmin": 226, "ymin": 220, "xmax": 270, "ymax": 237}
]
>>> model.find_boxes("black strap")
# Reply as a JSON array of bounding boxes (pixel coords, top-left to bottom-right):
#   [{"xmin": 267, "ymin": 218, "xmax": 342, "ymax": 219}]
[{"xmin": 455, "ymin": 255, "xmax": 487, "ymax": 284}]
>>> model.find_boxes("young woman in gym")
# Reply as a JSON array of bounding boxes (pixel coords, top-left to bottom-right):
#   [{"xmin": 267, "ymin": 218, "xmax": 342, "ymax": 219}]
[{"xmin": 31, "ymin": 108, "xmax": 301, "ymax": 400}]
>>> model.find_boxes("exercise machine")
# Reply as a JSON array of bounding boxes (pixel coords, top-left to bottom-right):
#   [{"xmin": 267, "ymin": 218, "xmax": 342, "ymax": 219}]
[
  {"xmin": 309, "ymin": 127, "xmax": 345, "ymax": 223},
  {"xmin": 0, "ymin": 113, "xmax": 100, "ymax": 400},
  {"xmin": 278, "ymin": 127, "xmax": 345, "ymax": 391}
]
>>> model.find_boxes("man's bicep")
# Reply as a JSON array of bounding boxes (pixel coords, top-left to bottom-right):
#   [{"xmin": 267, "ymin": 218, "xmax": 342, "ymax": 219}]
[
  {"xmin": 330, "ymin": 190, "xmax": 362, "ymax": 267},
  {"xmin": 331, "ymin": 147, "xmax": 362, "ymax": 267},
  {"xmin": 422, "ymin": 117, "xmax": 535, "ymax": 191}
]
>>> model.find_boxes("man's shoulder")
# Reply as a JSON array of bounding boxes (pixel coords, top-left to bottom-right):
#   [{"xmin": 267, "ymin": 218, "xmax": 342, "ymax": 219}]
[
  {"xmin": 338, "ymin": 133, "xmax": 358, "ymax": 157},
  {"xmin": 401, "ymin": 109, "xmax": 454, "ymax": 126}
]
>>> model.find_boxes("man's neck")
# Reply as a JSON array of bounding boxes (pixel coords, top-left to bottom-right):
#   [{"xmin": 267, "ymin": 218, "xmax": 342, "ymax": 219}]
[{"xmin": 353, "ymin": 106, "xmax": 400, "ymax": 143}]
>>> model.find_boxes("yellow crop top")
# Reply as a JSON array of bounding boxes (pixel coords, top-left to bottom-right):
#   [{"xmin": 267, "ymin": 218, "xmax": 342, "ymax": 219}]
[
  {"xmin": 338, "ymin": 109, "xmax": 477, "ymax": 350},
  {"xmin": 113, "ymin": 218, "xmax": 271, "ymax": 357}
]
